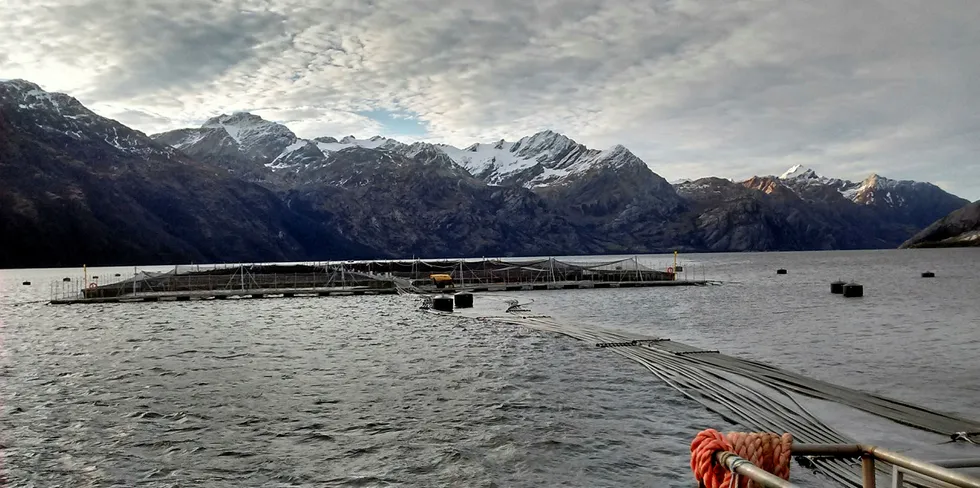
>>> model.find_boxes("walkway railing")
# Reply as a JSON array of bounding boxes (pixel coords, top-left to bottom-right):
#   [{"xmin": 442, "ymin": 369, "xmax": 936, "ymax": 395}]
[{"xmin": 716, "ymin": 444, "xmax": 980, "ymax": 488}]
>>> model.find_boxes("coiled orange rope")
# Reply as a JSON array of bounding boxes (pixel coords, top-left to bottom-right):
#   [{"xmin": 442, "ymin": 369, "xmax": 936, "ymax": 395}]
[{"xmin": 691, "ymin": 429, "xmax": 793, "ymax": 488}]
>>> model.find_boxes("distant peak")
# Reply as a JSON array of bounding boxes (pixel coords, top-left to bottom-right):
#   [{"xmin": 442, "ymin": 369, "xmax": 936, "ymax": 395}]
[
  {"xmin": 525, "ymin": 129, "xmax": 568, "ymax": 142},
  {"xmin": 314, "ymin": 136, "xmax": 338, "ymax": 144},
  {"xmin": 779, "ymin": 164, "xmax": 818, "ymax": 180},
  {"xmin": 340, "ymin": 135, "xmax": 357, "ymax": 143},
  {"xmin": 369, "ymin": 135, "xmax": 386, "ymax": 141},
  {"xmin": 514, "ymin": 130, "xmax": 576, "ymax": 155},
  {"xmin": 203, "ymin": 112, "xmax": 267, "ymax": 128},
  {"xmin": 0, "ymin": 79, "xmax": 43, "ymax": 92}
]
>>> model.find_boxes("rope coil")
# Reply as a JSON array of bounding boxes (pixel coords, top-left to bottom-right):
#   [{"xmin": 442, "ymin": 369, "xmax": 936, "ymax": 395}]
[{"xmin": 691, "ymin": 429, "xmax": 793, "ymax": 488}]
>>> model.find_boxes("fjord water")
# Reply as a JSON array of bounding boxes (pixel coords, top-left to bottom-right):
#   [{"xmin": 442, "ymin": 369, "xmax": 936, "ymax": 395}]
[{"xmin": 1, "ymin": 249, "xmax": 978, "ymax": 487}]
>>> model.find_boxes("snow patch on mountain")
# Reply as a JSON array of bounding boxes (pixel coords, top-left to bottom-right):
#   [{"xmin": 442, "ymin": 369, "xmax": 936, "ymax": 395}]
[
  {"xmin": 435, "ymin": 140, "xmax": 535, "ymax": 181},
  {"xmin": 433, "ymin": 131, "xmax": 640, "ymax": 187},
  {"xmin": 2, "ymin": 79, "xmax": 81, "ymax": 116},
  {"xmin": 770, "ymin": 165, "xmax": 953, "ymax": 210},
  {"xmin": 847, "ymin": 174, "xmax": 915, "ymax": 206},
  {"xmin": 779, "ymin": 164, "xmax": 819, "ymax": 180},
  {"xmin": 266, "ymin": 139, "xmax": 311, "ymax": 169},
  {"xmin": 1, "ymin": 80, "xmax": 180, "ymax": 159},
  {"xmin": 170, "ymin": 129, "xmax": 212, "ymax": 150},
  {"xmin": 315, "ymin": 135, "xmax": 403, "ymax": 154}
]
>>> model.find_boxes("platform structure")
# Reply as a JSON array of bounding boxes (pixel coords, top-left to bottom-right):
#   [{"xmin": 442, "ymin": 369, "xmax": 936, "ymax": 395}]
[
  {"xmin": 49, "ymin": 263, "xmax": 396, "ymax": 304},
  {"xmin": 48, "ymin": 257, "xmax": 707, "ymax": 304}
]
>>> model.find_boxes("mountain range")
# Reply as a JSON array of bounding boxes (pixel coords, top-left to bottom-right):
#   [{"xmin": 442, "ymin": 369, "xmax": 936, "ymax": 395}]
[{"xmin": 0, "ymin": 79, "xmax": 970, "ymax": 267}]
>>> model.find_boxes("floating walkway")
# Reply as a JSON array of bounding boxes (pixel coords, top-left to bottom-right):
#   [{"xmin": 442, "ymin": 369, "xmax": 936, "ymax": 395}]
[
  {"xmin": 48, "ymin": 286, "xmax": 397, "ymax": 304},
  {"xmin": 478, "ymin": 312, "xmax": 980, "ymax": 487}
]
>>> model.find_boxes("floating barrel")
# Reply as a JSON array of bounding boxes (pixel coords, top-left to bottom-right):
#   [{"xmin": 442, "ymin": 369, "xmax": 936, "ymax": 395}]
[
  {"xmin": 92, "ymin": 276, "xmax": 99, "ymax": 279},
  {"xmin": 675, "ymin": 265, "xmax": 684, "ymax": 272},
  {"xmin": 453, "ymin": 292, "xmax": 473, "ymax": 309},
  {"xmin": 431, "ymin": 295, "xmax": 454, "ymax": 313},
  {"xmin": 776, "ymin": 269, "xmax": 788, "ymax": 275},
  {"xmin": 63, "ymin": 277, "xmax": 71, "ymax": 282},
  {"xmin": 921, "ymin": 271, "xmax": 935, "ymax": 278},
  {"xmin": 114, "ymin": 273, "xmax": 121, "ymax": 277},
  {"xmin": 22, "ymin": 281, "xmax": 31, "ymax": 286},
  {"xmin": 842, "ymin": 283, "xmax": 864, "ymax": 298},
  {"xmin": 830, "ymin": 280, "xmax": 846, "ymax": 294}
]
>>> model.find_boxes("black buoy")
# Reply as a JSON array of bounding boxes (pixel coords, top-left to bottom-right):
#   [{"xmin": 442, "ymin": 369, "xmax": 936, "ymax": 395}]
[
  {"xmin": 114, "ymin": 273, "xmax": 121, "ymax": 277},
  {"xmin": 431, "ymin": 295, "xmax": 454, "ymax": 312},
  {"xmin": 675, "ymin": 265, "xmax": 684, "ymax": 272},
  {"xmin": 453, "ymin": 292, "xmax": 474, "ymax": 309},
  {"xmin": 63, "ymin": 277, "xmax": 71, "ymax": 282},
  {"xmin": 776, "ymin": 269, "xmax": 788, "ymax": 275},
  {"xmin": 92, "ymin": 275, "xmax": 99, "ymax": 279},
  {"xmin": 842, "ymin": 283, "xmax": 864, "ymax": 298},
  {"xmin": 830, "ymin": 280, "xmax": 846, "ymax": 294},
  {"xmin": 22, "ymin": 281, "xmax": 31, "ymax": 286},
  {"xmin": 921, "ymin": 271, "xmax": 935, "ymax": 278}
]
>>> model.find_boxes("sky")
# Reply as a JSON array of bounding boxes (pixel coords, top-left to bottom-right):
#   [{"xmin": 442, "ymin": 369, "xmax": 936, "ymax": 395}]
[{"xmin": 2, "ymin": 0, "xmax": 979, "ymax": 200}]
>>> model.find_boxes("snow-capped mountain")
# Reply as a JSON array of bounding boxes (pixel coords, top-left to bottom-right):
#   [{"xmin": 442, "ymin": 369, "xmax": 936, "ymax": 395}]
[
  {"xmin": 155, "ymin": 115, "xmax": 427, "ymax": 183},
  {"xmin": 11, "ymin": 78, "xmax": 973, "ymax": 266},
  {"xmin": 0, "ymin": 79, "xmax": 371, "ymax": 267},
  {"xmin": 769, "ymin": 164, "xmax": 966, "ymax": 214},
  {"xmin": 779, "ymin": 164, "xmax": 821, "ymax": 180},
  {"xmin": 733, "ymin": 164, "xmax": 969, "ymax": 236},
  {"xmin": 0, "ymin": 79, "xmax": 181, "ymax": 163},
  {"xmin": 433, "ymin": 130, "xmax": 648, "ymax": 188},
  {"xmin": 202, "ymin": 112, "xmax": 298, "ymax": 162},
  {"xmin": 155, "ymin": 115, "xmax": 653, "ymax": 191}
]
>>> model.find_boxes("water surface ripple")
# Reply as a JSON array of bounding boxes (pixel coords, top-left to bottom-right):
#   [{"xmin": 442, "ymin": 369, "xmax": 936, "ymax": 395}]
[{"xmin": 1, "ymin": 249, "xmax": 977, "ymax": 486}]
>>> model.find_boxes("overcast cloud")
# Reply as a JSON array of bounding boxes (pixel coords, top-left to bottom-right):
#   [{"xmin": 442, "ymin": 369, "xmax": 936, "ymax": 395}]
[{"xmin": 2, "ymin": 0, "xmax": 979, "ymax": 198}]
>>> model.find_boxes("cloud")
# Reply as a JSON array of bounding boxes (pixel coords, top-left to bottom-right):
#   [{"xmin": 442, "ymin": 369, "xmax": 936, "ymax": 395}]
[{"xmin": 1, "ymin": 0, "xmax": 979, "ymax": 199}]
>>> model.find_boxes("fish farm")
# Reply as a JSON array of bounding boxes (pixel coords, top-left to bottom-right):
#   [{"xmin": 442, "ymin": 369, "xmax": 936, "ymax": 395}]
[{"xmin": 48, "ymin": 257, "xmax": 707, "ymax": 304}]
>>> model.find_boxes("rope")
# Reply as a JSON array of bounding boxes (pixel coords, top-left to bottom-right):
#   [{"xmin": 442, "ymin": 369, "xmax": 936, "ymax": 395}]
[{"xmin": 691, "ymin": 429, "xmax": 792, "ymax": 488}]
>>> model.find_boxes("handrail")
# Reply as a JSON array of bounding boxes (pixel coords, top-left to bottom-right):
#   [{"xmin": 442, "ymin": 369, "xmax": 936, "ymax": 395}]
[
  {"xmin": 864, "ymin": 445, "xmax": 980, "ymax": 488},
  {"xmin": 715, "ymin": 451, "xmax": 799, "ymax": 488},
  {"xmin": 792, "ymin": 444, "xmax": 980, "ymax": 488},
  {"xmin": 710, "ymin": 444, "xmax": 980, "ymax": 488}
]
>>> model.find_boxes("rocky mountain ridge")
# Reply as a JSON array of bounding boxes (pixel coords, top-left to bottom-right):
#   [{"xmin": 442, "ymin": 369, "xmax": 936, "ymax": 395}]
[
  {"xmin": 153, "ymin": 115, "xmax": 654, "ymax": 190},
  {"xmin": 1, "ymin": 80, "xmax": 971, "ymax": 266},
  {"xmin": 0, "ymin": 80, "xmax": 373, "ymax": 267}
]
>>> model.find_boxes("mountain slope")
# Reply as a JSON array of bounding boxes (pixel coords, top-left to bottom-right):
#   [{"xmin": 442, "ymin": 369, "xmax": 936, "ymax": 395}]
[
  {"xmin": 0, "ymin": 80, "xmax": 373, "ymax": 268},
  {"xmin": 156, "ymin": 118, "xmax": 691, "ymax": 253},
  {"xmin": 675, "ymin": 178, "xmax": 890, "ymax": 251},
  {"xmin": 285, "ymin": 147, "xmax": 586, "ymax": 257},
  {"xmin": 900, "ymin": 201, "xmax": 980, "ymax": 248}
]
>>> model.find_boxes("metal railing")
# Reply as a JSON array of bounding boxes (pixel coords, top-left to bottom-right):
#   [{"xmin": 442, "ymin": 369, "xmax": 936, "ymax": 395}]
[{"xmin": 714, "ymin": 444, "xmax": 980, "ymax": 488}]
